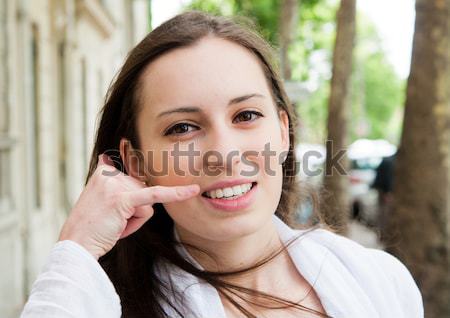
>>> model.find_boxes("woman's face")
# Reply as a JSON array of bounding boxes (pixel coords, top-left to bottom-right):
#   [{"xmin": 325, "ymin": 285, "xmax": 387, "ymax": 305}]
[{"xmin": 131, "ymin": 37, "xmax": 289, "ymax": 243}]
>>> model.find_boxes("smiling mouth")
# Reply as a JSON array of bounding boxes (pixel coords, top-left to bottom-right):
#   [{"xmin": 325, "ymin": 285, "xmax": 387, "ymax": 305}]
[{"xmin": 201, "ymin": 182, "xmax": 257, "ymax": 200}]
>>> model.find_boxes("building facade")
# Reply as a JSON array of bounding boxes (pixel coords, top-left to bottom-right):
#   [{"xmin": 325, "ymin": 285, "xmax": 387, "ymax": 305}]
[{"xmin": 0, "ymin": 0, "xmax": 150, "ymax": 316}]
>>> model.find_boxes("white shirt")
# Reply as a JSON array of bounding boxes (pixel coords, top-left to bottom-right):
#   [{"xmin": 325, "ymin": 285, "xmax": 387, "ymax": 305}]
[{"xmin": 21, "ymin": 215, "xmax": 424, "ymax": 317}]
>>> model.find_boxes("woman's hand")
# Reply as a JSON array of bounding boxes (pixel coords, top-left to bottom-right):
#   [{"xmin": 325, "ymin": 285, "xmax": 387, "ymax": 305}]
[{"xmin": 59, "ymin": 154, "xmax": 200, "ymax": 260}]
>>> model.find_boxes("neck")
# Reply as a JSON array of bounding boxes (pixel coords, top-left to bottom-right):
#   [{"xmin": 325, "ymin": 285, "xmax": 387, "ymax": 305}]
[{"xmin": 174, "ymin": 217, "xmax": 293, "ymax": 290}]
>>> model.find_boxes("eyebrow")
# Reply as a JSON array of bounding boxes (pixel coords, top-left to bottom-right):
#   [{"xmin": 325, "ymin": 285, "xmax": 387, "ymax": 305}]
[
  {"xmin": 156, "ymin": 93, "xmax": 265, "ymax": 118},
  {"xmin": 228, "ymin": 93, "xmax": 264, "ymax": 105}
]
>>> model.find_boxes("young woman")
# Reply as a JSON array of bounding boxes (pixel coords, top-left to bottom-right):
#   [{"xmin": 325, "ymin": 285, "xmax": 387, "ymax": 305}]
[{"xmin": 21, "ymin": 11, "xmax": 423, "ymax": 318}]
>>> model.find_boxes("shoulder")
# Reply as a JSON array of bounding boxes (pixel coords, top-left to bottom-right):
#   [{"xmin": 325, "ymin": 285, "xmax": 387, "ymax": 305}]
[
  {"xmin": 300, "ymin": 228, "xmax": 424, "ymax": 317},
  {"xmin": 367, "ymin": 248, "xmax": 424, "ymax": 315}
]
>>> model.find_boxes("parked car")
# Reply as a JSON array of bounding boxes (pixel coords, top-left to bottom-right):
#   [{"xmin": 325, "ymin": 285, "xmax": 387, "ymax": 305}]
[
  {"xmin": 348, "ymin": 139, "xmax": 397, "ymax": 227},
  {"xmin": 294, "ymin": 139, "xmax": 397, "ymax": 226}
]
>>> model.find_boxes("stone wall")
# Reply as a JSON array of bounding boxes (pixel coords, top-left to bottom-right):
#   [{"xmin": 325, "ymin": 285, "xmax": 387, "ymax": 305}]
[{"xmin": 0, "ymin": 1, "xmax": 149, "ymax": 316}]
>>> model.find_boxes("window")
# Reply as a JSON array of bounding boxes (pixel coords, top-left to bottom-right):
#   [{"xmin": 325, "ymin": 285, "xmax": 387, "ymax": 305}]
[
  {"xmin": 0, "ymin": 140, "xmax": 13, "ymax": 212},
  {"xmin": 30, "ymin": 23, "xmax": 41, "ymax": 208},
  {"xmin": 0, "ymin": 1, "xmax": 13, "ymax": 213},
  {"xmin": 57, "ymin": 40, "xmax": 70, "ymax": 210},
  {"xmin": 81, "ymin": 58, "xmax": 88, "ymax": 171}
]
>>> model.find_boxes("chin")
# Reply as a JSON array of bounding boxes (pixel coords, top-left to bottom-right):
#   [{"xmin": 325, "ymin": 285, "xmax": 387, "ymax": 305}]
[
  {"xmin": 169, "ymin": 200, "xmax": 276, "ymax": 243},
  {"xmin": 199, "ymin": 210, "xmax": 272, "ymax": 242}
]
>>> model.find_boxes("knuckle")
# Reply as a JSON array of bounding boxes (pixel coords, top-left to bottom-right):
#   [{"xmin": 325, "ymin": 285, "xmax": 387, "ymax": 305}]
[
  {"xmin": 147, "ymin": 189, "xmax": 157, "ymax": 202},
  {"xmin": 151, "ymin": 185, "xmax": 163, "ymax": 192},
  {"xmin": 175, "ymin": 187, "xmax": 186, "ymax": 197}
]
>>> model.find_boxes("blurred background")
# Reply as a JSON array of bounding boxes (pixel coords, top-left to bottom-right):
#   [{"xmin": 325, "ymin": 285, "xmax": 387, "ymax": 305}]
[{"xmin": 0, "ymin": 0, "xmax": 448, "ymax": 317}]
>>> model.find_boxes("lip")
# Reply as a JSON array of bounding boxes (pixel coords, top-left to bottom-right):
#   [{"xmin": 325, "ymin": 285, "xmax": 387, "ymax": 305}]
[
  {"xmin": 200, "ymin": 182, "xmax": 258, "ymax": 212},
  {"xmin": 201, "ymin": 179, "xmax": 256, "ymax": 193}
]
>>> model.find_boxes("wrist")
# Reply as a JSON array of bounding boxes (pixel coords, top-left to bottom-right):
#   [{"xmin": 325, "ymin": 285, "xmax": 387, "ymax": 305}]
[{"xmin": 58, "ymin": 233, "xmax": 102, "ymax": 261}]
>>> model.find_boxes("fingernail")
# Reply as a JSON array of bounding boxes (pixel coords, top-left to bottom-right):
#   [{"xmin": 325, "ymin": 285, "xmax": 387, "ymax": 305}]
[
  {"xmin": 189, "ymin": 185, "xmax": 199, "ymax": 194},
  {"xmin": 184, "ymin": 185, "xmax": 198, "ymax": 195}
]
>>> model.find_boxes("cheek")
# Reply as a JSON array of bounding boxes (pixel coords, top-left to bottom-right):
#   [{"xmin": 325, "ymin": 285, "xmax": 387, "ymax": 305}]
[
  {"xmin": 244, "ymin": 127, "xmax": 285, "ymax": 179},
  {"xmin": 247, "ymin": 123, "xmax": 285, "ymax": 206},
  {"xmin": 143, "ymin": 144, "xmax": 202, "ymax": 186},
  {"xmin": 160, "ymin": 198, "xmax": 212, "ymax": 244},
  {"xmin": 146, "ymin": 155, "xmax": 202, "ymax": 232},
  {"xmin": 163, "ymin": 199, "xmax": 200, "ymax": 228}
]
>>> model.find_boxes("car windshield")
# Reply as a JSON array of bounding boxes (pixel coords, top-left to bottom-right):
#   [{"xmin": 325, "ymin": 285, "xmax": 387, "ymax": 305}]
[{"xmin": 351, "ymin": 157, "xmax": 382, "ymax": 170}]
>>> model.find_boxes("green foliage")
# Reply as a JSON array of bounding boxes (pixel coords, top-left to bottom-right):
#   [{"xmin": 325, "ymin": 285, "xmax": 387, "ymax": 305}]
[
  {"xmin": 290, "ymin": 0, "xmax": 337, "ymax": 82},
  {"xmin": 187, "ymin": 0, "xmax": 234, "ymax": 16},
  {"xmin": 350, "ymin": 13, "xmax": 405, "ymax": 143},
  {"xmin": 295, "ymin": 6, "xmax": 404, "ymax": 144},
  {"xmin": 186, "ymin": 0, "xmax": 279, "ymax": 44},
  {"xmin": 297, "ymin": 84, "xmax": 329, "ymax": 142},
  {"xmin": 291, "ymin": 0, "xmax": 338, "ymax": 142},
  {"xmin": 234, "ymin": 0, "xmax": 280, "ymax": 44}
]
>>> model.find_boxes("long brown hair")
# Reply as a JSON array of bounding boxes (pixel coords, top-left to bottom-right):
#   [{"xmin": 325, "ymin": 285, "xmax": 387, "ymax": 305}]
[{"xmin": 88, "ymin": 11, "xmax": 328, "ymax": 318}]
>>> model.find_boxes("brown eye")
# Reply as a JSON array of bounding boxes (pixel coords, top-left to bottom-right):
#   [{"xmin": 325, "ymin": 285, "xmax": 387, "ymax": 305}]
[
  {"xmin": 233, "ymin": 111, "xmax": 263, "ymax": 123},
  {"xmin": 164, "ymin": 123, "xmax": 198, "ymax": 136}
]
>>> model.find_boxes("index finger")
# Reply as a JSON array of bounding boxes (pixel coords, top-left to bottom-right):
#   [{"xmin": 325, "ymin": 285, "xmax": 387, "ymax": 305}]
[{"xmin": 125, "ymin": 184, "xmax": 200, "ymax": 207}]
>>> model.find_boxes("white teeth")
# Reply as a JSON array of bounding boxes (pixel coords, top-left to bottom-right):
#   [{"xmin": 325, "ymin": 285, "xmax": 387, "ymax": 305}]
[
  {"xmin": 223, "ymin": 187, "xmax": 234, "ymax": 197},
  {"xmin": 232, "ymin": 185, "xmax": 242, "ymax": 196},
  {"xmin": 204, "ymin": 182, "xmax": 253, "ymax": 199}
]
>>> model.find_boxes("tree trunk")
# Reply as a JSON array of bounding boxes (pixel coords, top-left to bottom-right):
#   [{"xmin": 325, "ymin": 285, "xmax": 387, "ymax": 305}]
[
  {"xmin": 279, "ymin": 0, "xmax": 298, "ymax": 80},
  {"xmin": 322, "ymin": 0, "xmax": 356, "ymax": 233},
  {"xmin": 386, "ymin": 1, "xmax": 450, "ymax": 317}
]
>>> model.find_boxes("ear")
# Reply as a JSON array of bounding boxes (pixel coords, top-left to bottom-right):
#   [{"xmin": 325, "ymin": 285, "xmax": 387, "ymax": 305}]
[
  {"xmin": 120, "ymin": 138, "xmax": 146, "ymax": 182},
  {"xmin": 278, "ymin": 110, "xmax": 290, "ymax": 153}
]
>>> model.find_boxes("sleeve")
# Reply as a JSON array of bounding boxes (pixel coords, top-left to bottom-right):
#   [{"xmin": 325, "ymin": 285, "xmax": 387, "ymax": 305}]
[
  {"xmin": 21, "ymin": 240, "xmax": 121, "ymax": 318},
  {"xmin": 370, "ymin": 249, "xmax": 424, "ymax": 318}
]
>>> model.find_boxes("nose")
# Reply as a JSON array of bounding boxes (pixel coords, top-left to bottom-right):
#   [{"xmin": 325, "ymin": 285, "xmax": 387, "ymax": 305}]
[{"xmin": 202, "ymin": 126, "xmax": 242, "ymax": 176}]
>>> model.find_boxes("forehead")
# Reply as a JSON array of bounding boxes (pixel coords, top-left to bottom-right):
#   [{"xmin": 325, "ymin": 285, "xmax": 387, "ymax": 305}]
[{"xmin": 137, "ymin": 37, "xmax": 271, "ymax": 115}]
